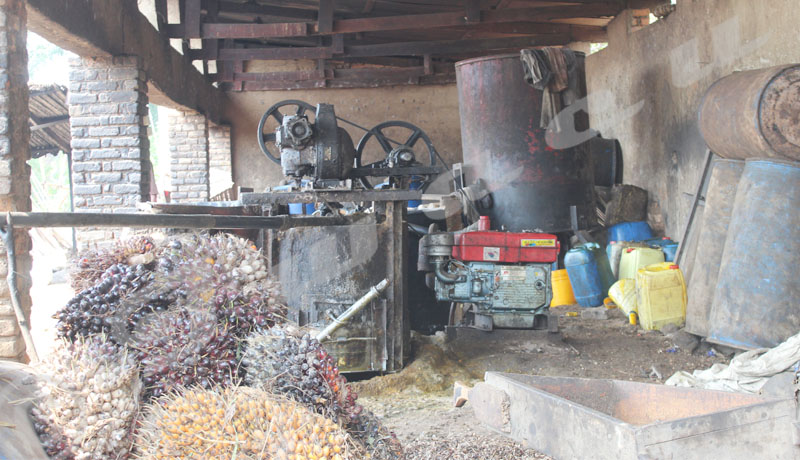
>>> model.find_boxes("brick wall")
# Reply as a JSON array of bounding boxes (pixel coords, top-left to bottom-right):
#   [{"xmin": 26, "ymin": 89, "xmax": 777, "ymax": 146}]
[
  {"xmin": 168, "ymin": 110, "xmax": 209, "ymax": 202},
  {"xmin": 68, "ymin": 56, "xmax": 151, "ymax": 245},
  {"xmin": 208, "ymin": 123, "xmax": 232, "ymax": 197},
  {"xmin": 0, "ymin": 0, "xmax": 33, "ymax": 361}
]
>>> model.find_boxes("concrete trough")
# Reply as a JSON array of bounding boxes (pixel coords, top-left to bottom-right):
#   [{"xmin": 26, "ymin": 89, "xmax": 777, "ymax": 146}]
[{"xmin": 470, "ymin": 372, "xmax": 799, "ymax": 460}]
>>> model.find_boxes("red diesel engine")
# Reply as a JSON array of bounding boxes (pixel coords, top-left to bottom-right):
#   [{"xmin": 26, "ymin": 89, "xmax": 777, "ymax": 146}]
[{"xmin": 420, "ymin": 217, "xmax": 559, "ymax": 330}]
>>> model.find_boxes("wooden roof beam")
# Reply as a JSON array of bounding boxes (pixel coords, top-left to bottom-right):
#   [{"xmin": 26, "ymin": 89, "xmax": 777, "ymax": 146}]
[
  {"xmin": 195, "ymin": 33, "xmax": 570, "ymax": 61},
  {"xmin": 168, "ymin": 5, "xmax": 618, "ymax": 39}
]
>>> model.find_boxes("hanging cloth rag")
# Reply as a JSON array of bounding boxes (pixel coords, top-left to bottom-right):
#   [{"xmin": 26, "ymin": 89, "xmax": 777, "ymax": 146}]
[
  {"xmin": 520, "ymin": 48, "xmax": 580, "ymax": 131},
  {"xmin": 520, "ymin": 49, "xmax": 551, "ymax": 90}
]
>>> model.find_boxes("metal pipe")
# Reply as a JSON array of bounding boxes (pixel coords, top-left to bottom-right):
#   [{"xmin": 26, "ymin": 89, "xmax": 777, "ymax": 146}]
[
  {"xmin": 316, "ymin": 278, "xmax": 389, "ymax": 342},
  {"xmin": 1, "ymin": 213, "xmax": 39, "ymax": 363},
  {"xmin": 0, "ymin": 211, "xmax": 365, "ymax": 230},
  {"xmin": 433, "ymin": 258, "xmax": 463, "ymax": 283}
]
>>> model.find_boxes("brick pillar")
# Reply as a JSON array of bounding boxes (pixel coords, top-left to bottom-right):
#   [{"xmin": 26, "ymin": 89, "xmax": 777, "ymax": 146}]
[
  {"xmin": 208, "ymin": 123, "xmax": 232, "ymax": 198},
  {"xmin": 0, "ymin": 0, "xmax": 33, "ymax": 361},
  {"xmin": 68, "ymin": 56, "xmax": 151, "ymax": 246},
  {"xmin": 168, "ymin": 110, "xmax": 209, "ymax": 202}
]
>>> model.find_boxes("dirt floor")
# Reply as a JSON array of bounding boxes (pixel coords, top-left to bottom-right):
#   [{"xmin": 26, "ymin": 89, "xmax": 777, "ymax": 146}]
[{"xmin": 354, "ymin": 305, "xmax": 728, "ymax": 459}]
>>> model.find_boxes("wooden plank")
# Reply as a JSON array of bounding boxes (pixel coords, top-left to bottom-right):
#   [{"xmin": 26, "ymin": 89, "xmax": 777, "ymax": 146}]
[
  {"xmin": 154, "ymin": 0, "xmax": 168, "ymax": 31},
  {"xmin": 324, "ymin": 4, "xmax": 617, "ymax": 34},
  {"xmin": 193, "ymin": 45, "xmax": 333, "ymax": 61},
  {"xmin": 318, "ymin": 0, "xmax": 334, "ymax": 34},
  {"xmin": 361, "ymin": 0, "xmax": 375, "ymax": 13},
  {"xmin": 184, "ymin": 0, "xmax": 202, "ymax": 38},
  {"xmin": 332, "ymin": 56, "xmax": 423, "ymax": 67},
  {"xmin": 204, "ymin": 0, "xmax": 221, "ymax": 60},
  {"xmin": 465, "ymin": 0, "xmax": 481, "ymax": 23},
  {"xmin": 217, "ymin": 1, "xmax": 318, "ymax": 20},
  {"xmin": 444, "ymin": 22, "xmax": 607, "ymax": 41},
  {"xmin": 344, "ymin": 34, "xmax": 569, "ymax": 57},
  {"xmin": 332, "ymin": 34, "xmax": 344, "ymax": 53},
  {"xmin": 30, "ymin": 116, "xmax": 69, "ymax": 132},
  {"xmin": 236, "ymin": 72, "xmax": 455, "ymax": 91},
  {"xmin": 214, "ymin": 69, "xmax": 324, "ymax": 82},
  {"xmin": 200, "ymin": 22, "xmax": 309, "ymax": 39},
  {"xmin": 238, "ymin": 80, "xmax": 326, "ymax": 91},
  {"xmin": 333, "ymin": 66, "xmax": 424, "ymax": 78},
  {"xmin": 191, "ymin": 4, "xmax": 619, "ymax": 39},
  {"xmin": 330, "ymin": 11, "xmax": 467, "ymax": 34}
]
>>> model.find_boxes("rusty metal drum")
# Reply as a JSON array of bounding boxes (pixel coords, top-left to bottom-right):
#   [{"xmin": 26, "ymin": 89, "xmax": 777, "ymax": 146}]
[
  {"xmin": 698, "ymin": 65, "xmax": 800, "ymax": 161},
  {"xmin": 455, "ymin": 54, "xmax": 595, "ymax": 233},
  {"xmin": 707, "ymin": 158, "xmax": 800, "ymax": 349}
]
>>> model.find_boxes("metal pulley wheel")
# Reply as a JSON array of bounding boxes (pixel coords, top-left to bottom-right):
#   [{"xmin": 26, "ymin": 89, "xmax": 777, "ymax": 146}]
[
  {"xmin": 354, "ymin": 121, "xmax": 440, "ymax": 190},
  {"xmin": 257, "ymin": 99, "xmax": 315, "ymax": 164}
]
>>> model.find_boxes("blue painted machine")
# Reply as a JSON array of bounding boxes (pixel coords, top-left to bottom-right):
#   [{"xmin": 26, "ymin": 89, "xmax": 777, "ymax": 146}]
[{"xmin": 419, "ymin": 217, "xmax": 560, "ymax": 330}]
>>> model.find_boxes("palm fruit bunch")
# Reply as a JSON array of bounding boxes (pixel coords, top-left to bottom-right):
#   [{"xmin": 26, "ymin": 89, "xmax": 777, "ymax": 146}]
[
  {"xmin": 31, "ymin": 335, "xmax": 140, "ymax": 460},
  {"xmin": 212, "ymin": 285, "xmax": 285, "ymax": 338},
  {"xmin": 71, "ymin": 236, "xmax": 157, "ymax": 292},
  {"xmin": 131, "ymin": 309, "xmax": 239, "ymax": 399},
  {"xmin": 55, "ymin": 263, "xmax": 160, "ymax": 343},
  {"xmin": 157, "ymin": 233, "xmax": 269, "ymax": 294},
  {"xmin": 345, "ymin": 409, "xmax": 404, "ymax": 460},
  {"xmin": 242, "ymin": 328, "xmax": 341, "ymax": 416},
  {"xmin": 242, "ymin": 328, "xmax": 403, "ymax": 459},
  {"xmin": 135, "ymin": 386, "xmax": 356, "ymax": 460}
]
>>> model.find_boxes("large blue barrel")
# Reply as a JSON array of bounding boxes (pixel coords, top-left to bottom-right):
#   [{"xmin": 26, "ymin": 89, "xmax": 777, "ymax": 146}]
[
  {"xmin": 708, "ymin": 158, "xmax": 800, "ymax": 349},
  {"xmin": 685, "ymin": 160, "xmax": 746, "ymax": 337},
  {"xmin": 607, "ymin": 221, "xmax": 653, "ymax": 243},
  {"xmin": 565, "ymin": 243, "xmax": 614, "ymax": 307}
]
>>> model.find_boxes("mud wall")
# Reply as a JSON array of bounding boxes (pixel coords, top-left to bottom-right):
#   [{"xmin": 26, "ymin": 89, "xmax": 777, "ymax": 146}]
[
  {"xmin": 224, "ymin": 84, "xmax": 461, "ymax": 194},
  {"xmin": 585, "ymin": 0, "xmax": 799, "ymax": 238}
]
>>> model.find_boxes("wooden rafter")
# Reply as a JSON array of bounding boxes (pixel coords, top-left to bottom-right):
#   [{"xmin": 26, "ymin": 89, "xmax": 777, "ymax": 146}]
[{"xmin": 165, "ymin": 0, "xmax": 627, "ymax": 90}]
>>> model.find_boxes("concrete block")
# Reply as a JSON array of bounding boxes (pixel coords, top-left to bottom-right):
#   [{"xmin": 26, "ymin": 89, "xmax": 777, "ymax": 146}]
[
  {"xmin": 105, "ymin": 91, "xmax": 138, "ymax": 103},
  {"xmin": 90, "ymin": 172, "xmax": 122, "ymax": 183},
  {"xmin": 0, "ymin": 316, "xmax": 19, "ymax": 336},
  {"xmin": 469, "ymin": 382, "xmax": 511, "ymax": 433},
  {"xmin": 88, "ymin": 126, "xmax": 120, "ymax": 137},
  {"xmin": 110, "ymin": 136, "xmax": 140, "ymax": 147},
  {"xmin": 122, "ymin": 125, "xmax": 140, "ymax": 135},
  {"xmin": 580, "ymin": 307, "xmax": 608, "ymax": 320},
  {"xmin": 91, "ymin": 195, "xmax": 123, "ymax": 206},
  {"xmin": 122, "ymin": 148, "xmax": 141, "ymax": 159},
  {"xmin": 68, "ymin": 92, "xmax": 97, "ymax": 104},
  {"xmin": 73, "ymin": 184, "xmax": 102, "ymax": 195},
  {"xmin": 88, "ymin": 148, "xmax": 124, "ymax": 160},
  {"xmin": 72, "ymin": 161, "xmax": 101, "ymax": 172},
  {"xmin": 89, "ymin": 103, "xmax": 120, "ymax": 115},
  {"xmin": 108, "ymin": 67, "xmax": 139, "ymax": 80},
  {"xmin": 0, "ymin": 335, "xmax": 23, "ymax": 358},
  {"xmin": 118, "ymin": 102, "xmax": 140, "ymax": 114},
  {"xmin": 71, "ymin": 138, "xmax": 101, "ymax": 149},
  {"xmin": 70, "ymin": 116, "xmax": 108, "ymax": 127},
  {"xmin": 0, "ymin": 300, "xmax": 12, "ymax": 316},
  {"xmin": 111, "ymin": 160, "xmax": 140, "ymax": 171},
  {"xmin": 109, "ymin": 115, "xmax": 138, "ymax": 124},
  {"xmin": 112, "ymin": 184, "xmax": 141, "ymax": 194},
  {"xmin": 85, "ymin": 81, "xmax": 119, "ymax": 91}
]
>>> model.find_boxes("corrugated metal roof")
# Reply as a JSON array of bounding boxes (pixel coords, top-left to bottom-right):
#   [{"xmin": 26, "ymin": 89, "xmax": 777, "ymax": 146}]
[{"xmin": 29, "ymin": 84, "xmax": 70, "ymax": 158}]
